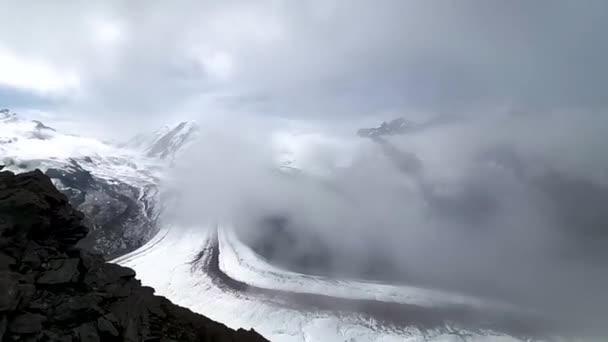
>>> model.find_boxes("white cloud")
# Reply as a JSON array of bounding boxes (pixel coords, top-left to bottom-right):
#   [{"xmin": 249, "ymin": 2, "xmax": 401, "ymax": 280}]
[
  {"xmin": 0, "ymin": 48, "xmax": 80, "ymax": 97},
  {"xmin": 0, "ymin": 1, "xmax": 606, "ymax": 128},
  {"xmin": 92, "ymin": 19, "xmax": 125, "ymax": 47},
  {"xmin": 195, "ymin": 50, "xmax": 235, "ymax": 82}
]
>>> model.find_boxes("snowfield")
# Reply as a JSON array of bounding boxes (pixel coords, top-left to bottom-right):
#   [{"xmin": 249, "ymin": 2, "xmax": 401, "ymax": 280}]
[
  {"xmin": 0, "ymin": 110, "xmax": 159, "ymax": 192},
  {"xmin": 115, "ymin": 225, "xmax": 551, "ymax": 342}
]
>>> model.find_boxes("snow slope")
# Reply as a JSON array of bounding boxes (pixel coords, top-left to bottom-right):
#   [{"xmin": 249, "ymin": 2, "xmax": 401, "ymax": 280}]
[{"xmin": 127, "ymin": 120, "xmax": 199, "ymax": 161}]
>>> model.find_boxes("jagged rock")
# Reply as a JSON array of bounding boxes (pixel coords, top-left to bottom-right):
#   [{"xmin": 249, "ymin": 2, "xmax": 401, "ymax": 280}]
[
  {"xmin": 51, "ymin": 294, "xmax": 104, "ymax": 323},
  {"xmin": 74, "ymin": 322, "xmax": 100, "ymax": 342},
  {"xmin": 79, "ymin": 249, "xmax": 104, "ymax": 270},
  {"xmin": 40, "ymin": 330, "xmax": 73, "ymax": 342},
  {"xmin": 357, "ymin": 118, "xmax": 414, "ymax": 138},
  {"xmin": 8, "ymin": 312, "xmax": 46, "ymax": 334},
  {"xmin": 0, "ymin": 315, "xmax": 7, "ymax": 340},
  {"xmin": 103, "ymin": 278, "xmax": 141, "ymax": 298},
  {"xmin": 97, "ymin": 316, "xmax": 119, "ymax": 337},
  {"xmin": 100, "ymin": 262, "xmax": 136, "ymax": 279},
  {"xmin": 0, "ymin": 272, "xmax": 20, "ymax": 311},
  {"xmin": 84, "ymin": 263, "xmax": 138, "ymax": 295},
  {"xmin": 0, "ymin": 169, "xmax": 88, "ymax": 247},
  {"xmin": 37, "ymin": 258, "xmax": 80, "ymax": 284},
  {"xmin": 22, "ymin": 242, "xmax": 44, "ymax": 268},
  {"xmin": 16, "ymin": 283, "xmax": 36, "ymax": 310},
  {"xmin": 0, "ymin": 252, "xmax": 16, "ymax": 270},
  {"xmin": 0, "ymin": 169, "xmax": 269, "ymax": 342}
]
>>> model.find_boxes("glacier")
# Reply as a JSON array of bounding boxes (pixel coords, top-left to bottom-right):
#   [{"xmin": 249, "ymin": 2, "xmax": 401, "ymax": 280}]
[{"xmin": 114, "ymin": 225, "xmax": 559, "ymax": 342}]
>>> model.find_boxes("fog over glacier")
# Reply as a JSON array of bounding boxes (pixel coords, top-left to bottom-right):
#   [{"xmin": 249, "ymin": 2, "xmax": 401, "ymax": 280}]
[
  {"xmin": 2, "ymin": 0, "xmax": 608, "ymax": 338},
  {"xmin": 165, "ymin": 110, "xmax": 608, "ymax": 337}
]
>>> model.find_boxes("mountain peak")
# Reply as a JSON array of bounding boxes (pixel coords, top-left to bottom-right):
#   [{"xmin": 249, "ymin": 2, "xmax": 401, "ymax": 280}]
[
  {"xmin": 129, "ymin": 121, "xmax": 199, "ymax": 160},
  {"xmin": 357, "ymin": 117, "xmax": 415, "ymax": 138}
]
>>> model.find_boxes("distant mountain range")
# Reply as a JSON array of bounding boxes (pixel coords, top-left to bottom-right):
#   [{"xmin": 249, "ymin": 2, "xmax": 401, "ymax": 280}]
[
  {"xmin": 357, "ymin": 115, "xmax": 463, "ymax": 139},
  {"xmin": 0, "ymin": 109, "xmax": 198, "ymax": 258}
]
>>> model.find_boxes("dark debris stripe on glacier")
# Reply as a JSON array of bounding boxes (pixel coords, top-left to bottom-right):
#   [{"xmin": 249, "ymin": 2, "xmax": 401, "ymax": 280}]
[{"xmin": 191, "ymin": 229, "xmax": 560, "ymax": 341}]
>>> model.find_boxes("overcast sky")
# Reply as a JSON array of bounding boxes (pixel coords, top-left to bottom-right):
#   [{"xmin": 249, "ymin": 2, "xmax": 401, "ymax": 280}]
[
  {"xmin": 1, "ymin": 0, "xmax": 607, "ymax": 136},
  {"xmin": 3, "ymin": 2, "xmax": 608, "ymax": 335}
]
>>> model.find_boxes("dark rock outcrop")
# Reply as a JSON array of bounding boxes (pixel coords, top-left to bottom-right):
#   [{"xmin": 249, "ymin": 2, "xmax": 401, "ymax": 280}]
[
  {"xmin": 0, "ymin": 169, "xmax": 268, "ymax": 342},
  {"xmin": 46, "ymin": 159, "xmax": 160, "ymax": 259}
]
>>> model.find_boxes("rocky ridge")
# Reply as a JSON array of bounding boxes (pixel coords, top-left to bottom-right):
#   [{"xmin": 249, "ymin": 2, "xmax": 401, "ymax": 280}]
[
  {"xmin": 0, "ymin": 168, "xmax": 268, "ymax": 342},
  {"xmin": 356, "ymin": 116, "xmax": 462, "ymax": 139},
  {"xmin": 356, "ymin": 118, "xmax": 414, "ymax": 138}
]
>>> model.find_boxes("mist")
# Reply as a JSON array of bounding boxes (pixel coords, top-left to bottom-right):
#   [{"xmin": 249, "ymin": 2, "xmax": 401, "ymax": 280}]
[
  {"xmin": 160, "ymin": 109, "xmax": 608, "ymax": 337},
  {"xmin": 2, "ymin": 0, "xmax": 608, "ymax": 338}
]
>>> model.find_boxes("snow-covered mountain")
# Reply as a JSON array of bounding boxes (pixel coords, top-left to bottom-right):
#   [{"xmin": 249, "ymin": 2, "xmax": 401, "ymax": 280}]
[
  {"xmin": 357, "ymin": 116, "xmax": 463, "ymax": 139},
  {"xmin": 0, "ymin": 109, "xmax": 194, "ymax": 258},
  {"xmin": 127, "ymin": 121, "xmax": 199, "ymax": 162},
  {"xmin": 357, "ymin": 117, "xmax": 415, "ymax": 138}
]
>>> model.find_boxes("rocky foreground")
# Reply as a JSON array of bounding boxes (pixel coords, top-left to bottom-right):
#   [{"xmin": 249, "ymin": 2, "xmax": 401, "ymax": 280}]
[{"xmin": 0, "ymin": 169, "xmax": 268, "ymax": 341}]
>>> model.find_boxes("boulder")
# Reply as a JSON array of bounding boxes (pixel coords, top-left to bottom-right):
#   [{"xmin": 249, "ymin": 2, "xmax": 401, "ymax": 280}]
[
  {"xmin": 97, "ymin": 316, "xmax": 119, "ymax": 337},
  {"xmin": 51, "ymin": 294, "xmax": 104, "ymax": 323},
  {"xmin": 37, "ymin": 258, "xmax": 80, "ymax": 284},
  {"xmin": 74, "ymin": 322, "xmax": 100, "ymax": 342},
  {"xmin": 8, "ymin": 312, "xmax": 46, "ymax": 334},
  {"xmin": 16, "ymin": 283, "xmax": 36, "ymax": 310},
  {"xmin": 0, "ymin": 315, "xmax": 7, "ymax": 340},
  {"xmin": 0, "ymin": 272, "xmax": 20, "ymax": 312},
  {"xmin": 0, "ymin": 252, "xmax": 16, "ymax": 270}
]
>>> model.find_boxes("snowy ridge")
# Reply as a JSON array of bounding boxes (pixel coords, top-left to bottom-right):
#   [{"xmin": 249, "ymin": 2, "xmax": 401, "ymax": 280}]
[
  {"xmin": 0, "ymin": 111, "xmax": 153, "ymax": 181},
  {"xmin": 357, "ymin": 118, "xmax": 415, "ymax": 138},
  {"xmin": 1, "ymin": 114, "xmax": 114, "ymax": 162},
  {"xmin": 128, "ymin": 121, "xmax": 199, "ymax": 161}
]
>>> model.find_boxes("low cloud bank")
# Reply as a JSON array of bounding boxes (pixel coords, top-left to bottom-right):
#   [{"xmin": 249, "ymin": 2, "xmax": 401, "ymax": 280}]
[{"xmin": 165, "ymin": 110, "xmax": 608, "ymax": 337}]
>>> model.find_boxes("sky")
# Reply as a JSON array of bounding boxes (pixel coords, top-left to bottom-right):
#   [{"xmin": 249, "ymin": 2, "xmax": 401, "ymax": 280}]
[
  {"xmin": 1, "ymin": 0, "xmax": 607, "ymax": 137},
  {"xmin": 2, "ymin": 1, "xmax": 608, "ymax": 337}
]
